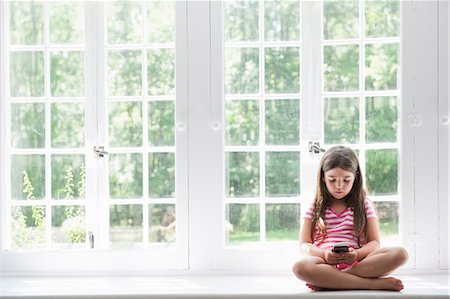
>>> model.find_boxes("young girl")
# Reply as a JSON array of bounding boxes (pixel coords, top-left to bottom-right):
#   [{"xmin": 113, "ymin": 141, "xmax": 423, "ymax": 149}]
[{"xmin": 292, "ymin": 146, "xmax": 408, "ymax": 291}]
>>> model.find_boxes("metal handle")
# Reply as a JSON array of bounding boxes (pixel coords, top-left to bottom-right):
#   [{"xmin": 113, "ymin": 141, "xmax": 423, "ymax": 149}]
[
  {"xmin": 93, "ymin": 145, "xmax": 108, "ymax": 157},
  {"xmin": 308, "ymin": 141, "xmax": 325, "ymax": 154}
]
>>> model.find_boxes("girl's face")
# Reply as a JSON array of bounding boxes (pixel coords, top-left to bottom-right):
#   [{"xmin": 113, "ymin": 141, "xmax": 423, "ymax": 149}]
[{"xmin": 323, "ymin": 167, "xmax": 355, "ymax": 200}]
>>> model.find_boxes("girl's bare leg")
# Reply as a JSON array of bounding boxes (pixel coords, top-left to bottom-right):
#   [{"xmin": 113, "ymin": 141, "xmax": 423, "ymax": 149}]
[
  {"xmin": 292, "ymin": 256, "xmax": 404, "ymax": 291},
  {"xmin": 345, "ymin": 247, "xmax": 409, "ymax": 278}
]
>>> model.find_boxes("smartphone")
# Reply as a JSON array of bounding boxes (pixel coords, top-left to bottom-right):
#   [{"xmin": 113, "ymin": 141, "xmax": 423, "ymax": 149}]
[{"xmin": 332, "ymin": 242, "xmax": 349, "ymax": 253}]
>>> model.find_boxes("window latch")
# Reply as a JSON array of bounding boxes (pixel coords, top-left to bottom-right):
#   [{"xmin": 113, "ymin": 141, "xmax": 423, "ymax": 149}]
[
  {"xmin": 93, "ymin": 145, "xmax": 108, "ymax": 157},
  {"xmin": 308, "ymin": 141, "xmax": 325, "ymax": 154},
  {"xmin": 88, "ymin": 231, "xmax": 94, "ymax": 249}
]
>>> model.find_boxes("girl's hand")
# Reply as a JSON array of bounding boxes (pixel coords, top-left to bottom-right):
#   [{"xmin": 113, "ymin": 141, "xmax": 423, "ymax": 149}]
[
  {"xmin": 324, "ymin": 250, "xmax": 347, "ymax": 265},
  {"xmin": 343, "ymin": 248, "xmax": 358, "ymax": 264}
]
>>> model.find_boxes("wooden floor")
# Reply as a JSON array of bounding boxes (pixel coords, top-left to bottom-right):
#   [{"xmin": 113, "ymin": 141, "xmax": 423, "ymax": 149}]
[{"xmin": 1, "ymin": 271, "xmax": 449, "ymax": 299}]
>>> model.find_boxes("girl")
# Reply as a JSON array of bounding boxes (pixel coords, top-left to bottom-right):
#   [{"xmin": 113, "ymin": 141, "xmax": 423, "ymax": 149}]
[{"xmin": 292, "ymin": 146, "xmax": 408, "ymax": 291}]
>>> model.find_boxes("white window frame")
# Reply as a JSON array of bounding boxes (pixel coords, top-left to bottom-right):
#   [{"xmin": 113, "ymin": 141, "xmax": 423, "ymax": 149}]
[{"xmin": 0, "ymin": 0, "xmax": 448, "ymax": 274}]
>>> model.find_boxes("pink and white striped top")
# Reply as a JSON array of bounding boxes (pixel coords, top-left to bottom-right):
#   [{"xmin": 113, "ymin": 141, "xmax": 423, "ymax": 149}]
[{"xmin": 304, "ymin": 199, "xmax": 378, "ymax": 250}]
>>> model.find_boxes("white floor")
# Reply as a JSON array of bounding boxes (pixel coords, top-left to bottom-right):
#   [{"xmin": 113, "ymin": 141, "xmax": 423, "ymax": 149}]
[{"xmin": 1, "ymin": 272, "xmax": 449, "ymax": 299}]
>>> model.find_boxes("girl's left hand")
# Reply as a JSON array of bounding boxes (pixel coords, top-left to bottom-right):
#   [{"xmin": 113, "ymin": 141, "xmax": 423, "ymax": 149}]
[{"xmin": 344, "ymin": 248, "xmax": 358, "ymax": 264}]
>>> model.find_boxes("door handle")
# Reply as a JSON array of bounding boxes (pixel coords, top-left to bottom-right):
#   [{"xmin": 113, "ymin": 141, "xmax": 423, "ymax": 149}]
[{"xmin": 93, "ymin": 145, "xmax": 108, "ymax": 157}]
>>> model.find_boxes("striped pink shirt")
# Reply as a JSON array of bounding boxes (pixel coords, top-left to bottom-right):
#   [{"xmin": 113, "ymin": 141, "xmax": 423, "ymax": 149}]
[{"xmin": 304, "ymin": 199, "xmax": 377, "ymax": 250}]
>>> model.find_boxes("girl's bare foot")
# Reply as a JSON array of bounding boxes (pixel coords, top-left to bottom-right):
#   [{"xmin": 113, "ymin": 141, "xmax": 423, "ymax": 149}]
[
  {"xmin": 372, "ymin": 277, "xmax": 404, "ymax": 291},
  {"xmin": 306, "ymin": 283, "xmax": 334, "ymax": 291}
]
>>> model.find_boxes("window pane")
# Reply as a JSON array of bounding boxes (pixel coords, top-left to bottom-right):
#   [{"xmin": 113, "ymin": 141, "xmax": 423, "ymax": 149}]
[
  {"xmin": 266, "ymin": 203, "xmax": 300, "ymax": 241},
  {"xmin": 50, "ymin": 51, "xmax": 84, "ymax": 97},
  {"xmin": 224, "ymin": 0, "xmax": 259, "ymax": 42},
  {"xmin": 51, "ymin": 154, "xmax": 85, "ymax": 200},
  {"xmin": 226, "ymin": 152, "xmax": 260, "ymax": 197},
  {"xmin": 323, "ymin": 0, "xmax": 358, "ymax": 40},
  {"xmin": 265, "ymin": 47, "xmax": 300, "ymax": 94},
  {"xmin": 324, "ymin": 97, "xmax": 359, "ymax": 144},
  {"xmin": 365, "ymin": 0, "xmax": 399, "ymax": 38},
  {"xmin": 323, "ymin": 45, "xmax": 359, "ymax": 92},
  {"xmin": 225, "ymin": 47, "xmax": 259, "ymax": 94},
  {"xmin": 365, "ymin": 43, "xmax": 399, "ymax": 91},
  {"xmin": 146, "ymin": 1, "xmax": 174, "ymax": 43},
  {"xmin": 366, "ymin": 149, "xmax": 398, "ymax": 195},
  {"xmin": 108, "ymin": 101, "xmax": 142, "ymax": 147},
  {"xmin": 226, "ymin": 204, "xmax": 260, "ymax": 244},
  {"xmin": 9, "ymin": 1, "xmax": 43, "ymax": 45},
  {"xmin": 148, "ymin": 101, "xmax": 175, "ymax": 147},
  {"xmin": 264, "ymin": 0, "xmax": 299, "ymax": 41},
  {"xmin": 265, "ymin": 152, "xmax": 300, "ymax": 197},
  {"xmin": 11, "ymin": 206, "xmax": 46, "ymax": 250},
  {"xmin": 52, "ymin": 206, "xmax": 86, "ymax": 245},
  {"xmin": 107, "ymin": 50, "xmax": 142, "ymax": 97},
  {"xmin": 49, "ymin": 2, "xmax": 84, "ymax": 44},
  {"xmin": 373, "ymin": 201, "xmax": 399, "ymax": 240},
  {"xmin": 149, "ymin": 153, "xmax": 175, "ymax": 198},
  {"xmin": 11, "ymin": 103, "xmax": 45, "ymax": 148},
  {"xmin": 366, "ymin": 96, "xmax": 397, "ymax": 143},
  {"xmin": 10, "ymin": 51, "xmax": 44, "ymax": 97},
  {"xmin": 11, "ymin": 155, "xmax": 45, "ymax": 200},
  {"xmin": 51, "ymin": 102, "xmax": 85, "ymax": 148},
  {"xmin": 265, "ymin": 99, "xmax": 300, "ymax": 145},
  {"xmin": 149, "ymin": 204, "xmax": 175, "ymax": 243},
  {"xmin": 147, "ymin": 49, "xmax": 175, "ymax": 96},
  {"xmin": 107, "ymin": 1, "xmax": 142, "ymax": 44},
  {"xmin": 225, "ymin": 100, "xmax": 259, "ymax": 146},
  {"xmin": 110, "ymin": 204, "xmax": 143, "ymax": 244},
  {"xmin": 109, "ymin": 153, "xmax": 143, "ymax": 199}
]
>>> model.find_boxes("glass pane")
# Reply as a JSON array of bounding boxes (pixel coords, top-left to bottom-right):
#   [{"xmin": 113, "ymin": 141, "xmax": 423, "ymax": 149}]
[
  {"xmin": 147, "ymin": 49, "xmax": 175, "ymax": 96},
  {"xmin": 366, "ymin": 96, "xmax": 397, "ymax": 143},
  {"xmin": 148, "ymin": 101, "xmax": 175, "ymax": 147},
  {"xmin": 52, "ymin": 206, "xmax": 86, "ymax": 245},
  {"xmin": 226, "ymin": 152, "xmax": 260, "ymax": 197},
  {"xmin": 49, "ymin": 2, "xmax": 84, "ymax": 44},
  {"xmin": 51, "ymin": 102, "xmax": 85, "ymax": 148},
  {"xmin": 266, "ymin": 203, "xmax": 300, "ymax": 241},
  {"xmin": 324, "ymin": 97, "xmax": 359, "ymax": 144},
  {"xmin": 366, "ymin": 149, "xmax": 398, "ymax": 195},
  {"xmin": 225, "ymin": 204, "xmax": 260, "ymax": 244},
  {"xmin": 110, "ymin": 204, "xmax": 143, "ymax": 244},
  {"xmin": 365, "ymin": 43, "xmax": 399, "ymax": 91},
  {"xmin": 50, "ymin": 51, "xmax": 84, "ymax": 97},
  {"xmin": 224, "ymin": 0, "xmax": 259, "ymax": 42},
  {"xmin": 11, "ymin": 154, "xmax": 45, "ymax": 200},
  {"xmin": 265, "ymin": 47, "xmax": 300, "ymax": 94},
  {"xmin": 225, "ymin": 100, "xmax": 259, "ymax": 146},
  {"xmin": 11, "ymin": 103, "xmax": 45, "ymax": 148},
  {"xmin": 108, "ymin": 101, "xmax": 142, "ymax": 147},
  {"xmin": 324, "ymin": 45, "xmax": 359, "ymax": 92},
  {"xmin": 323, "ymin": 0, "xmax": 358, "ymax": 40},
  {"xmin": 9, "ymin": 1, "xmax": 43, "ymax": 45},
  {"xmin": 146, "ymin": 1, "xmax": 174, "ymax": 43},
  {"xmin": 11, "ymin": 206, "xmax": 46, "ymax": 250},
  {"xmin": 149, "ymin": 153, "xmax": 175, "ymax": 198},
  {"xmin": 109, "ymin": 153, "xmax": 143, "ymax": 199},
  {"xmin": 265, "ymin": 99, "xmax": 300, "ymax": 145},
  {"xmin": 365, "ymin": 0, "xmax": 399, "ymax": 38},
  {"xmin": 265, "ymin": 152, "xmax": 300, "ymax": 197},
  {"xmin": 373, "ymin": 201, "xmax": 399, "ymax": 240},
  {"xmin": 10, "ymin": 51, "xmax": 44, "ymax": 97},
  {"xmin": 51, "ymin": 154, "xmax": 85, "ymax": 200},
  {"xmin": 107, "ymin": 50, "xmax": 142, "ymax": 97},
  {"xmin": 225, "ymin": 47, "xmax": 259, "ymax": 94},
  {"xmin": 264, "ymin": 0, "xmax": 299, "ymax": 41},
  {"xmin": 149, "ymin": 204, "xmax": 176, "ymax": 243},
  {"xmin": 107, "ymin": 1, "xmax": 142, "ymax": 44}
]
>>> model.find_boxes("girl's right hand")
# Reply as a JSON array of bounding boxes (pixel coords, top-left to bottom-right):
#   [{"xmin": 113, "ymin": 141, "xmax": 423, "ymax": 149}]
[{"xmin": 324, "ymin": 250, "xmax": 346, "ymax": 265}]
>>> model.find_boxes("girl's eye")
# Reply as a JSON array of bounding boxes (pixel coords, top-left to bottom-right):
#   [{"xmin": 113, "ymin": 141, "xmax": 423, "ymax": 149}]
[{"xmin": 344, "ymin": 180, "xmax": 351, "ymax": 183}]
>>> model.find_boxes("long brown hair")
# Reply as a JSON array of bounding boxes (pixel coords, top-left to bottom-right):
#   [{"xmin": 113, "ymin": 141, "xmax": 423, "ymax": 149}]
[{"xmin": 311, "ymin": 146, "xmax": 367, "ymax": 244}]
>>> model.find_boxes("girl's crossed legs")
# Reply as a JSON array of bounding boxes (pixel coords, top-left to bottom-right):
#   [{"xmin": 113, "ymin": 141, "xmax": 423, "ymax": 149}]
[{"xmin": 292, "ymin": 247, "xmax": 408, "ymax": 291}]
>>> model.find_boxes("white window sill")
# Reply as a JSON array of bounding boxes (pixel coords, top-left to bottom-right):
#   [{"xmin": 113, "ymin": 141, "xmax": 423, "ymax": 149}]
[{"xmin": 1, "ymin": 270, "xmax": 449, "ymax": 298}]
